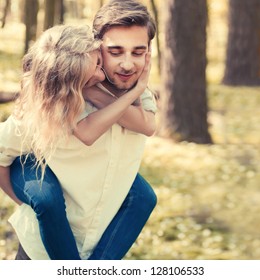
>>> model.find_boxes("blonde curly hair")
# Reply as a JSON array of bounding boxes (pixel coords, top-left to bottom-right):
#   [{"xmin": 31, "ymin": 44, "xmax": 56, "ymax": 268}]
[{"xmin": 14, "ymin": 25, "xmax": 101, "ymax": 175}]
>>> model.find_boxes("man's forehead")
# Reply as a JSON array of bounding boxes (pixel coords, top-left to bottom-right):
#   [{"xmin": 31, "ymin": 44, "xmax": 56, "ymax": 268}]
[{"xmin": 101, "ymin": 26, "xmax": 149, "ymax": 49}]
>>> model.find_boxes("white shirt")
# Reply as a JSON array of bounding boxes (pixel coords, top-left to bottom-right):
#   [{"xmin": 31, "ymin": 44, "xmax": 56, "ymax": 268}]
[{"xmin": 0, "ymin": 87, "xmax": 157, "ymax": 259}]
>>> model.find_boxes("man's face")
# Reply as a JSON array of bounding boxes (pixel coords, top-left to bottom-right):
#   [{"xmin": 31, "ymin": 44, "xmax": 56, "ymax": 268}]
[{"xmin": 101, "ymin": 25, "xmax": 149, "ymax": 93}]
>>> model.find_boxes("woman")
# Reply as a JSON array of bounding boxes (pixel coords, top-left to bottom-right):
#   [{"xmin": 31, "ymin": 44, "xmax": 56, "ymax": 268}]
[{"xmin": 0, "ymin": 24, "xmax": 156, "ymax": 259}]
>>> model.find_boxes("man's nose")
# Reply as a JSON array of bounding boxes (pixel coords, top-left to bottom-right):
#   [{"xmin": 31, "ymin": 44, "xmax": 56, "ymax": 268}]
[{"xmin": 119, "ymin": 56, "xmax": 134, "ymax": 71}]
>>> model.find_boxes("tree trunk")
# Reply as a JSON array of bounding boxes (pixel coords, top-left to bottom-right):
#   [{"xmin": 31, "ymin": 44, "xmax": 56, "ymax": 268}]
[
  {"xmin": 160, "ymin": 0, "xmax": 212, "ymax": 144},
  {"xmin": 99, "ymin": 0, "xmax": 104, "ymax": 8},
  {"xmin": 24, "ymin": 0, "xmax": 39, "ymax": 53},
  {"xmin": 1, "ymin": 0, "xmax": 11, "ymax": 28},
  {"xmin": 44, "ymin": 0, "xmax": 55, "ymax": 30},
  {"xmin": 0, "ymin": 91, "xmax": 17, "ymax": 103},
  {"xmin": 223, "ymin": 0, "xmax": 260, "ymax": 86},
  {"xmin": 150, "ymin": 0, "xmax": 161, "ymax": 73},
  {"xmin": 54, "ymin": 0, "xmax": 64, "ymax": 25}
]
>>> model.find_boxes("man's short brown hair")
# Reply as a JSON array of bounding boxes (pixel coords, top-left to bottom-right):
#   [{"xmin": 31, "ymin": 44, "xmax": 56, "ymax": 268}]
[{"xmin": 93, "ymin": 0, "xmax": 156, "ymax": 45}]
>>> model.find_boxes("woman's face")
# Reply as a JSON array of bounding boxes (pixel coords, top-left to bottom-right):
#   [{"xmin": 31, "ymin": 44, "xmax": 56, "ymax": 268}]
[{"xmin": 84, "ymin": 49, "xmax": 105, "ymax": 88}]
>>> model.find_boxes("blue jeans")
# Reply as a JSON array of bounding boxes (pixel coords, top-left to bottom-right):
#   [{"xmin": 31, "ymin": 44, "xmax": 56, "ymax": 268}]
[{"xmin": 10, "ymin": 155, "xmax": 157, "ymax": 260}]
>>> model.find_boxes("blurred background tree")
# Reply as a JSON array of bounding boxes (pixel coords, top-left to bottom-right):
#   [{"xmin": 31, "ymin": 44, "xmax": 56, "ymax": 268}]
[
  {"xmin": 1, "ymin": 0, "xmax": 10, "ymax": 28},
  {"xmin": 223, "ymin": 0, "xmax": 260, "ymax": 86},
  {"xmin": 24, "ymin": 0, "xmax": 39, "ymax": 53},
  {"xmin": 43, "ymin": 0, "xmax": 56, "ymax": 30},
  {"xmin": 160, "ymin": 0, "xmax": 212, "ymax": 144}
]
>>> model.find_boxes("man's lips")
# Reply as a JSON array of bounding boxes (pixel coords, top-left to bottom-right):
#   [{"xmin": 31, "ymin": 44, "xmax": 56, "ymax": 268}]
[{"xmin": 116, "ymin": 73, "xmax": 135, "ymax": 81}]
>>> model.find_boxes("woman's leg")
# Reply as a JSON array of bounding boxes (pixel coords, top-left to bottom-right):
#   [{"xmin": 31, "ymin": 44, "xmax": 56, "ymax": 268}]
[
  {"xmin": 11, "ymin": 156, "xmax": 156, "ymax": 260},
  {"xmin": 10, "ymin": 155, "xmax": 81, "ymax": 260},
  {"xmin": 88, "ymin": 173, "xmax": 157, "ymax": 260}
]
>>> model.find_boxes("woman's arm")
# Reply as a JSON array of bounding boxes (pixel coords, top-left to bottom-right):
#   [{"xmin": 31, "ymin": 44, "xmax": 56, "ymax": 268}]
[
  {"xmin": 83, "ymin": 87, "xmax": 156, "ymax": 136},
  {"xmin": 74, "ymin": 54, "xmax": 151, "ymax": 145},
  {"xmin": 74, "ymin": 83, "xmax": 147, "ymax": 145},
  {"xmin": 0, "ymin": 165, "xmax": 22, "ymax": 205}
]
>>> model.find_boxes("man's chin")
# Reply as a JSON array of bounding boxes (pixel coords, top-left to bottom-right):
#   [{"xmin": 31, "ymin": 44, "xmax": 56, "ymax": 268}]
[
  {"xmin": 103, "ymin": 78, "xmax": 138, "ymax": 94},
  {"xmin": 116, "ymin": 81, "xmax": 138, "ymax": 92},
  {"xmin": 109, "ymin": 84, "xmax": 132, "ymax": 94}
]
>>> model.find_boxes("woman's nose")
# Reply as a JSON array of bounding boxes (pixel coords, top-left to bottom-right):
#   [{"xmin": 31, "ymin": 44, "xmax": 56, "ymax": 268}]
[
  {"xmin": 96, "ymin": 66, "xmax": 105, "ymax": 82},
  {"xmin": 97, "ymin": 52, "xmax": 103, "ymax": 67}
]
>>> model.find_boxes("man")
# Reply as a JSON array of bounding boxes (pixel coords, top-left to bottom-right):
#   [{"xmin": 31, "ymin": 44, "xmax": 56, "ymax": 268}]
[{"xmin": 3, "ymin": 0, "xmax": 157, "ymax": 260}]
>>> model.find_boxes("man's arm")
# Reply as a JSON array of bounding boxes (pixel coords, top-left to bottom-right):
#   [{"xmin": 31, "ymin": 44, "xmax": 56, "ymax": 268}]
[
  {"xmin": 83, "ymin": 86, "xmax": 156, "ymax": 136},
  {"xmin": 0, "ymin": 165, "xmax": 22, "ymax": 205}
]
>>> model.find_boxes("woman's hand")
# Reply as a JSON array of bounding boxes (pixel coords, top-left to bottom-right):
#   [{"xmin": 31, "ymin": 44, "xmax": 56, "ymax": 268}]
[{"xmin": 134, "ymin": 52, "xmax": 151, "ymax": 94}]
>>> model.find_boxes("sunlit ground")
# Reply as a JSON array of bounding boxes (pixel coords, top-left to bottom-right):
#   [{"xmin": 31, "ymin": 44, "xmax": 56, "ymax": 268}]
[
  {"xmin": 127, "ymin": 133, "xmax": 260, "ymax": 259},
  {"xmin": 1, "ymin": 6, "xmax": 260, "ymax": 259}
]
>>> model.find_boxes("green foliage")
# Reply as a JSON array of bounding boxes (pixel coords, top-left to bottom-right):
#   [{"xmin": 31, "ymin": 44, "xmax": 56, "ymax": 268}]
[
  {"xmin": 208, "ymin": 85, "xmax": 260, "ymax": 144},
  {"xmin": 0, "ymin": 196, "xmax": 17, "ymax": 260}
]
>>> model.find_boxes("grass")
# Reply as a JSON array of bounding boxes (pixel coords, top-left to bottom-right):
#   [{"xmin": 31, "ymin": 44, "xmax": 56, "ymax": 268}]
[{"xmin": 126, "ymin": 135, "xmax": 260, "ymax": 259}]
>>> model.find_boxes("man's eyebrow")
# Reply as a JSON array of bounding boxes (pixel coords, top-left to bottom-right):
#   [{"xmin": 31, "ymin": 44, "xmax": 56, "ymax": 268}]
[
  {"xmin": 134, "ymin": 46, "xmax": 147, "ymax": 50},
  {"xmin": 107, "ymin": 46, "xmax": 123, "ymax": 50}
]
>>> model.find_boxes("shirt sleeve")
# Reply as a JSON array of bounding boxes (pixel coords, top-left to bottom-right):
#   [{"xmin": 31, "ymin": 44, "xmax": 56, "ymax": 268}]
[
  {"xmin": 0, "ymin": 115, "xmax": 27, "ymax": 167},
  {"xmin": 140, "ymin": 88, "xmax": 157, "ymax": 114}
]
